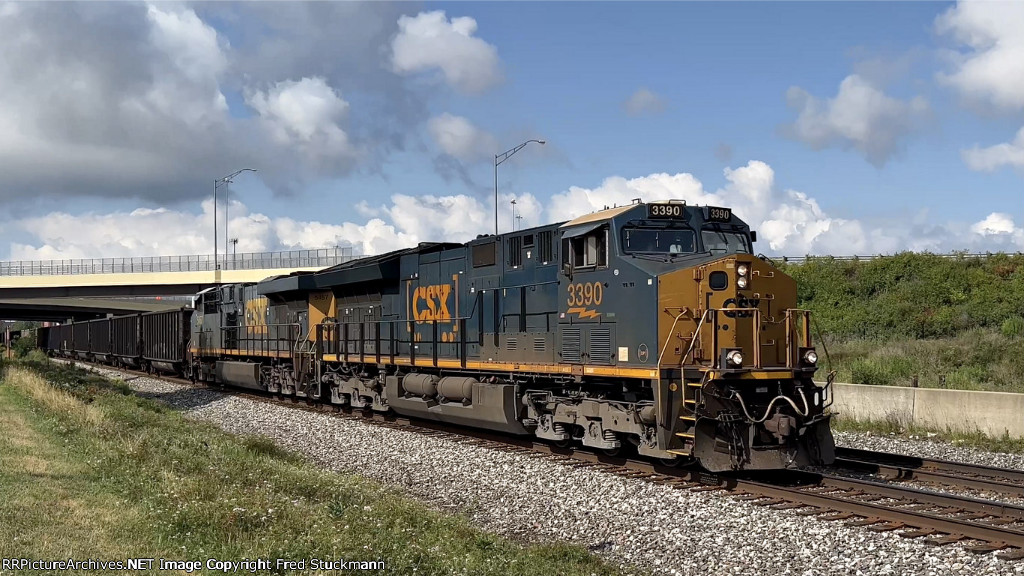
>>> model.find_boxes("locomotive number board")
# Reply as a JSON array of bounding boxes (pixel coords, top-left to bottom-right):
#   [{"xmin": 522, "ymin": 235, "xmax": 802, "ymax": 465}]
[
  {"xmin": 647, "ymin": 203, "xmax": 686, "ymax": 219},
  {"xmin": 706, "ymin": 207, "xmax": 732, "ymax": 222}
]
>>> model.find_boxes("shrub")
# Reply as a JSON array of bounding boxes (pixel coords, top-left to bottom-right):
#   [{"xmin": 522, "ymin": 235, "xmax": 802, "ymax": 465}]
[
  {"xmin": 1001, "ymin": 316, "xmax": 1024, "ymax": 339},
  {"xmin": 849, "ymin": 358, "xmax": 896, "ymax": 386},
  {"xmin": 12, "ymin": 336, "xmax": 36, "ymax": 358},
  {"xmin": 782, "ymin": 252, "xmax": 1024, "ymax": 340}
]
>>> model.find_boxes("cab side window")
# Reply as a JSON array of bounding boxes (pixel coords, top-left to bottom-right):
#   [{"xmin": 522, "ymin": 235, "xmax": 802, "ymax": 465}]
[{"xmin": 563, "ymin": 228, "xmax": 608, "ymax": 270}]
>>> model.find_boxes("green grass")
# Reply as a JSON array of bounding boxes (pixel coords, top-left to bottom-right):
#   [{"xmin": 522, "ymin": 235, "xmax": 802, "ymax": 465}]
[
  {"xmin": 820, "ymin": 327, "xmax": 1024, "ymax": 392},
  {"xmin": 0, "ymin": 361, "xmax": 624, "ymax": 576},
  {"xmin": 831, "ymin": 415, "xmax": 1024, "ymax": 455}
]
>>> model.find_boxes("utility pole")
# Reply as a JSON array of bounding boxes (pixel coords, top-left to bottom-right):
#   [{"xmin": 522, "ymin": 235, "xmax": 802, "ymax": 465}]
[{"xmin": 494, "ymin": 139, "xmax": 545, "ymax": 235}]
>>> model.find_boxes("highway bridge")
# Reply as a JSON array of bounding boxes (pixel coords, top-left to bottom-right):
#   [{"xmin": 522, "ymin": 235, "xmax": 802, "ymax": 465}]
[{"xmin": 0, "ymin": 248, "xmax": 355, "ymax": 320}]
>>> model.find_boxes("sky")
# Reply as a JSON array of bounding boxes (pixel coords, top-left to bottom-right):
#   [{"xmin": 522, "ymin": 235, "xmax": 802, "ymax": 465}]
[{"xmin": 1, "ymin": 0, "xmax": 1024, "ymax": 260}]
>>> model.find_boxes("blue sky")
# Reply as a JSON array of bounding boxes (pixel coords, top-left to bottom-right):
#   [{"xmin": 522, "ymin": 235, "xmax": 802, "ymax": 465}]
[{"xmin": 1, "ymin": 1, "xmax": 1022, "ymax": 259}]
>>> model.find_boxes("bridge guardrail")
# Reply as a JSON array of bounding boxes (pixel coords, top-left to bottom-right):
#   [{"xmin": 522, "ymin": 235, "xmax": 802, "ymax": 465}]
[
  {"xmin": 0, "ymin": 247, "xmax": 356, "ymax": 276},
  {"xmin": 5, "ymin": 249, "xmax": 1021, "ymax": 276}
]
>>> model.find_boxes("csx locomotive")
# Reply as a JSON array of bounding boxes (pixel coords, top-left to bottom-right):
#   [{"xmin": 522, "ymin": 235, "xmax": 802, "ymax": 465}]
[{"xmin": 42, "ymin": 200, "xmax": 835, "ymax": 471}]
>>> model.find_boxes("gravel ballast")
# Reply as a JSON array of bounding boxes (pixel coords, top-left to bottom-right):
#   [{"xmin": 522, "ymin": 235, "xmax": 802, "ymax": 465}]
[
  {"xmin": 70, "ymin": 364, "xmax": 1024, "ymax": 576},
  {"xmin": 835, "ymin": 431, "xmax": 1024, "ymax": 472}
]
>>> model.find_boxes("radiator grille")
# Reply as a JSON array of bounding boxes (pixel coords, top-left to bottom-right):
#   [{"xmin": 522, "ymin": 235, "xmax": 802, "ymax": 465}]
[
  {"xmin": 506, "ymin": 337, "xmax": 517, "ymax": 351},
  {"xmin": 561, "ymin": 329, "xmax": 581, "ymax": 363},
  {"xmin": 590, "ymin": 329, "xmax": 611, "ymax": 365},
  {"xmin": 533, "ymin": 337, "xmax": 546, "ymax": 352}
]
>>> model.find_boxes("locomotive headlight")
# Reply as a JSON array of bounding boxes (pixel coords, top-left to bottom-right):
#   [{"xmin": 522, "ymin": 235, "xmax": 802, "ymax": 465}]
[
  {"xmin": 803, "ymin": 350, "xmax": 818, "ymax": 365},
  {"xmin": 736, "ymin": 276, "xmax": 749, "ymax": 289},
  {"xmin": 726, "ymin": 350, "xmax": 744, "ymax": 367},
  {"xmin": 737, "ymin": 264, "xmax": 749, "ymax": 276}
]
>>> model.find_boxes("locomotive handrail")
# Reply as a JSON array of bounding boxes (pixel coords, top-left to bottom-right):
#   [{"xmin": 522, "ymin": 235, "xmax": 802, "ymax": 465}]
[
  {"xmin": 322, "ymin": 315, "xmax": 476, "ymax": 370},
  {"xmin": 683, "ymin": 306, "xmax": 810, "ymax": 371},
  {"xmin": 492, "ymin": 279, "xmax": 560, "ymax": 290},
  {"xmin": 659, "ymin": 308, "xmax": 708, "ymax": 367}
]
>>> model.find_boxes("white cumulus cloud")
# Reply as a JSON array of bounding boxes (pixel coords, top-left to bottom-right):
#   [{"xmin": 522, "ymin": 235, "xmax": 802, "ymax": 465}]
[
  {"xmin": 548, "ymin": 161, "xmax": 1022, "ymax": 255},
  {"xmin": 8, "ymin": 162, "xmax": 1024, "ymax": 261},
  {"xmin": 246, "ymin": 77, "xmax": 357, "ymax": 163},
  {"xmin": 962, "ymin": 126, "xmax": 1024, "ymax": 172},
  {"xmin": 390, "ymin": 10, "xmax": 502, "ymax": 94},
  {"xmin": 784, "ymin": 74, "xmax": 929, "ymax": 167},
  {"xmin": 971, "ymin": 212, "xmax": 1017, "ymax": 236},
  {"xmin": 427, "ymin": 113, "xmax": 497, "ymax": 162},
  {"xmin": 936, "ymin": 0, "xmax": 1024, "ymax": 110}
]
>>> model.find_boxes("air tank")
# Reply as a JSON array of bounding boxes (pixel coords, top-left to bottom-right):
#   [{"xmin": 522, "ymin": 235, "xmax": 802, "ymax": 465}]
[
  {"xmin": 402, "ymin": 373, "xmax": 438, "ymax": 396},
  {"xmin": 437, "ymin": 377, "xmax": 476, "ymax": 402}
]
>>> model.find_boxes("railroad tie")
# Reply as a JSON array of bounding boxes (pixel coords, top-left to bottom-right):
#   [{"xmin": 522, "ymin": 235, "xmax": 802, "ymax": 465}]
[
  {"xmin": 898, "ymin": 529, "xmax": 937, "ymax": 538},
  {"xmin": 997, "ymin": 547, "xmax": 1024, "ymax": 561},
  {"xmin": 818, "ymin": 513, "xmax": 856, "ymax": 521},
  {"xmin": 965, "ymin": 541, "xmax": 1007, "ymax": 554},
  {"xmin": 846, "ymin": 517, "xmax": 885, "ymax": 527},
  {"xmin": 689, "ymin": 485, "xmax": 723, "ymax": 493},
  {"xmin": 769, "ymin": 502, "xmax": 809, "ymax": 511},
  {"xmin": 866, "ymin": 522, "xmax": 906, "ymax": 532},
  {"xmin": 750, "ymin": 498, "xmax": 785, "ymax": 506},
  {"xmin": 923, "ymin": 534, "xmax": 965, "ymax": 546},
  {"xmin": 794, "ymin": 507, "xmax": 829, "ymax": 517}
]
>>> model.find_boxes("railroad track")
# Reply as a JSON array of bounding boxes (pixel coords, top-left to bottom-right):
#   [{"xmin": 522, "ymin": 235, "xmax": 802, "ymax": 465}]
[
  {"xmin": 56, "ymin": 359, "xmax": 1024, "ymax": 560},
  {"xmin": 835, "ymin": 446, "xmax": 1024, "ymax": 498}
]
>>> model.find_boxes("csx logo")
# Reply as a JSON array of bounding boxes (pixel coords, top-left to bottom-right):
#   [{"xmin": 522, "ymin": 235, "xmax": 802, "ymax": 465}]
[
  {"xmin": 245, "ymin": 296, "xmax": 269, "ymax": 333},
  {"xmin": 412, "ymin": 284, "xmax": 453, "ymax": 322}
]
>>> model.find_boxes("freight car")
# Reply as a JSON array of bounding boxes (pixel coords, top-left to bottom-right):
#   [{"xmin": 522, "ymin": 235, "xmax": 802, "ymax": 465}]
[
  {"xmin": 38, "ymin": 308, "xmax": 191, "ymax": 374},
  {"xmin": 39, "ymin": 200, "xmax": 835, "ymax": 472}
]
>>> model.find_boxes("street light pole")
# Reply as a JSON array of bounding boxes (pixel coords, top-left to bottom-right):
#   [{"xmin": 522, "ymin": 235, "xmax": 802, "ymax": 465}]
[
  {"xmin": 215, "ymin": 168, "xmax": 257, "ymax": 270},
  {"xmin": 494, "ymin": 139, "xmax": 545, "ymax": 235},
  {"xmin": 213, "ymin": 179, "xmax": 218, "ymax": 270}
]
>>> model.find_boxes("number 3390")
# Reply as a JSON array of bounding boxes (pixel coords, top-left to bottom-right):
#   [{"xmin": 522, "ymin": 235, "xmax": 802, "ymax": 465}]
[{"xmin": 567, "ymin": 282, "xmax": 603, "ymax": 306}]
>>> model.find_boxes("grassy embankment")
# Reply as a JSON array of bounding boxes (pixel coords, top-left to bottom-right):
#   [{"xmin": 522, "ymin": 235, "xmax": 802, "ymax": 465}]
[
  {"xmin": 0, "ymin": 359, "xmax": 622, "ymax": 576},
  {"xmin": 781, "ymin": 252, "xmax": 1024, "ymax": 393}
]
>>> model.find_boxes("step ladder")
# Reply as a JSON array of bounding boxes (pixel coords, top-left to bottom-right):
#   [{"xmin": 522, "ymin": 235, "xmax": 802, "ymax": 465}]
[{"xmin": 668, "ymin": 380, "xmax": 702, "ymax": 455}]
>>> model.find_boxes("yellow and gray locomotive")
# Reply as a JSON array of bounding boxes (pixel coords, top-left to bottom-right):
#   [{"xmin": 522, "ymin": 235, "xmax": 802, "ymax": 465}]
[{"xmin": 188, "ymin": 200, "xmax": 835, "ymax": 471}]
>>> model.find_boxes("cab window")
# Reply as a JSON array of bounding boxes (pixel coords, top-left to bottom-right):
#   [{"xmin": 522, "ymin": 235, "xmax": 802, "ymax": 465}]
[
  {"xmin": 562, "ymin": 228, "xmax": 608, "ymax": 270},
  {"xmin": 622, "ymin": 228, "xmax": 695, "ymax": 255},
  {"xmin": 700, "ymin": 225, "xmax": 752, "ymax": 255}
]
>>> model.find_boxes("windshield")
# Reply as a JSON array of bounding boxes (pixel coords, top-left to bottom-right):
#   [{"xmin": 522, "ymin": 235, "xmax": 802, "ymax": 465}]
[
  {"xmin": 701, "ymin": 226, "xmax": 752, "ymax": 255},
  {"xmin": 622, "ymin": 228, "xmax": 695, "ymax": 255}
]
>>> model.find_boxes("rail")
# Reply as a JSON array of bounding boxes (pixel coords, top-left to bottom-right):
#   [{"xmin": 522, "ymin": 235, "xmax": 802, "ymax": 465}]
[{"xmin": 0, "ymin": 247, "xmax": 357, "ymax": 276}]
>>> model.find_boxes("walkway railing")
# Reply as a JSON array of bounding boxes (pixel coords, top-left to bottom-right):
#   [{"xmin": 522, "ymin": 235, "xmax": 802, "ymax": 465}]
[{"xmin": 0, "ymin": 247, "xmax": 357, "ymax": 276}]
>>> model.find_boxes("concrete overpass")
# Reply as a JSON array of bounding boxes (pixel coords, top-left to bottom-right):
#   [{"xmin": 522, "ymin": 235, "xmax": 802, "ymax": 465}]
[
  {"xmin": 0, "ymin": 297, "xmax": 185, "ymax": 321},
  {"xmin": 0, "ymin": 248, "xmax": 356, "ymax": 317}
]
